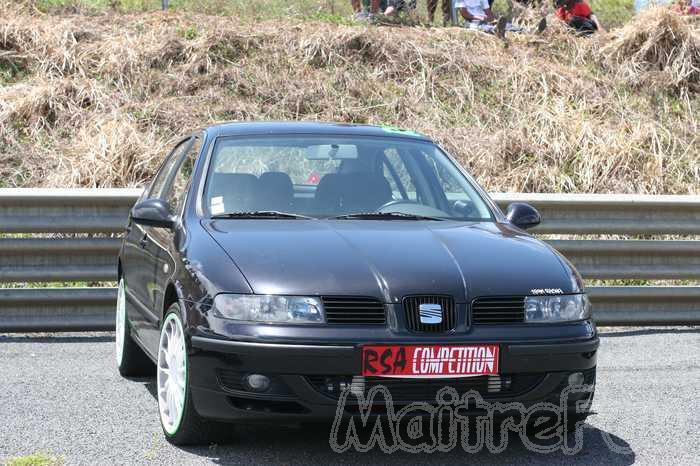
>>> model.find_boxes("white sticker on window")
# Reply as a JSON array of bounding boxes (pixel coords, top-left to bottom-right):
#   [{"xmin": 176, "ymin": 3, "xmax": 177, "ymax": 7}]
[{"xmin": 211, "ymin": 196, "xmax": 225, "ymax": 215}]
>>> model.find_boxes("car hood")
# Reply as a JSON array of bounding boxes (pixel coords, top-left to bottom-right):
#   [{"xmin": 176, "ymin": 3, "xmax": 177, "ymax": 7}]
[{"xmin": 203, "ymin": 220, "xmax": 580, "ymax": 302}]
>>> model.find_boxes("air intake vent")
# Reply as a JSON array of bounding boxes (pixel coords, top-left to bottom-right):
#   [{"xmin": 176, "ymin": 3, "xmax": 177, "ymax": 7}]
[
  {"xmin": 322, "ymin": 297, "xmax": 386, "ymax": 325},
  {"xmin": 305, "ymin": 374, "xmax": 545, "ymax": 402},
  {"xmin": 403, "ymin": 295, "xmax": 456, "ymax": 333},
  {"xmin": 471, "ymin": 296, "xmax": 525, "ymax": 324}
]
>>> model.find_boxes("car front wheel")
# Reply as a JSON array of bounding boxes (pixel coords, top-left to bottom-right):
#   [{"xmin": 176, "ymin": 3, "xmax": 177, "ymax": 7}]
[{"xmin": 158, "ymin": 303, "xmax": 225, "ymax": 445}]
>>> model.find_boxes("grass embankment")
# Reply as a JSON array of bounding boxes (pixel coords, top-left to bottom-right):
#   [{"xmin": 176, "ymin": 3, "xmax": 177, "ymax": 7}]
[{"xmin": 0, "ymin": 2, "xmax": 698, "ymax": 193}]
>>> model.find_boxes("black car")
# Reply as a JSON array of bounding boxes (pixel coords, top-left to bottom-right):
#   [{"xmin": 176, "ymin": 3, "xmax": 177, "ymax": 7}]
[{"xmin": 116, "ymin": 122, "xmax": 598, "ymax": 445}]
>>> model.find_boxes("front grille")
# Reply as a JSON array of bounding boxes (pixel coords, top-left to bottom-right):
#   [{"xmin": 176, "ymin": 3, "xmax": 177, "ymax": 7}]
[
  {"xmin": 362, "ymin": 376, "xmax": 496, "ymax": 401},
  {"xmin": 404, "ymin": 295, "xmax": 456, "ymax": 333},
  {"xmin": 306, "ymin": 374, "xmax": 544, "ymax": 402},
  {"xmin": 471, "ymin": 296, "xmax": 525, "ymax": 324},
  {"xmin": 322, "ymin": 296, "xmax": 386, "ymax": 325},
  {"xmin": 228, "ymin": 397, "xmax": 307, "ymax": 414}
]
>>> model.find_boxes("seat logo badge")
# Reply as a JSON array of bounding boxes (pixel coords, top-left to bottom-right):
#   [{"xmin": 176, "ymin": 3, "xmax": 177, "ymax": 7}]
[{"xmin": 419, "ymin": 304, "xmax": 442, "ymax": 324}]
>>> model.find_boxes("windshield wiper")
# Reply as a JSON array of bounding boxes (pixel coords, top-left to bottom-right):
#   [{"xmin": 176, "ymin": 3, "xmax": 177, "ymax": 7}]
[
  {"xmin": 211, "ymin": 211, "xmax": 314, "ymax": 220},
  {"xmin": 330, "ymin": 212, "xmax": 445, "ymax": 221}
]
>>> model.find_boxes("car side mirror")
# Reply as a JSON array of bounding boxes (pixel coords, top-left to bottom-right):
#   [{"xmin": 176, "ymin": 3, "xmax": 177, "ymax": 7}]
[
  {"xmin": 506, "ymin": 202, "xmax": 541, "ymax": 230},
  {"xmin": 131, "ymin": 198, "xmax": 176, "ymax": 229}
]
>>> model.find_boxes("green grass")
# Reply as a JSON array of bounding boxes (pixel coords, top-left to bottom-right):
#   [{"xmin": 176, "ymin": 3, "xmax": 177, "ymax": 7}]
[
  {"xmin": 32, "ymin": 0, "xmax": 637, "ymax": 28},
  {"xmin": 5, "ymin": 452, "xmax": 63, "ymax": 466},
  {"xmin": 34, "ymin": 0, "xmax": 353, "ymax": 19},
  {"xmin": 589, "ymin": 0, "xmax": 635, "ymax": 29},
  {"xmin": 0, "ymin": 60, "xmax": 28, "ymax": 85}
]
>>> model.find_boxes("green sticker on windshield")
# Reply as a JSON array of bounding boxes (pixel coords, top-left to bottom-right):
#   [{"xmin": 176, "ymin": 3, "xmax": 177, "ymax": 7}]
[{"xmin": 381, "ymin": 125, "xmax": 422, "ymax": 137}]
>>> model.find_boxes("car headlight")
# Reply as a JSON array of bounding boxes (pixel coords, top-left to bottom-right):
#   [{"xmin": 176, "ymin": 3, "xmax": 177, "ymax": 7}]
[
  {"xmin": 213, "ymin": 294, "xmax": 324, "ymax": 324},
  {"xmin": 524, "ymin": 294, "xmax": 591, "ymax": 323}
]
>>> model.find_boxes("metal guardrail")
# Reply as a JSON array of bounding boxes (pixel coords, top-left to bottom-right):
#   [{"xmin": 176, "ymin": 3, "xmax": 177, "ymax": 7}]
[
  {"xmin": 491, "ymin": 193, "xmax": 700, "ymax": 235},
  {"xmin": 0, "ymin": 188, "xmax": 141, "ymax": 233},
  {"xmin": 0, "ymin": 288, "xmax": 115, "ymax": 332},
  {"xmin": 0, "ymin": 238, "xmax": 120, "ymax": 282},
  {"xmin": 1, "ymin": 189, "xmax": 699, "ymax": 331},
  {"xmin": 546, "ymin": 240, "xmax": 700, "ymax": 280},
  {"xmin": 588, "ymin": 286, "xmax": 700, "ymax": 325}
]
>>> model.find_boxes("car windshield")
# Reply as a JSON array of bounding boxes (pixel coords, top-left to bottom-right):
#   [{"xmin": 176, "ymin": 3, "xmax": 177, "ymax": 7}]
[{"xmin": 203, "ymin": 135, "xmax": 494, "ymax": 221}]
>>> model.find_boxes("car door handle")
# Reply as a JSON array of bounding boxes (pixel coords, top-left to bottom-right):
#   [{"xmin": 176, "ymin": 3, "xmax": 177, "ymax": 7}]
[{"xmin": 139, "ymin": 236, "xmax": 148, "ymax": 248}]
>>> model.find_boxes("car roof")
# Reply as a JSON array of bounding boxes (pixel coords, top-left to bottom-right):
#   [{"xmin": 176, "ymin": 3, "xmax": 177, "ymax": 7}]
[{"xmin": 203, "ymin": 121, "xmax": 433, "ymax": 142}]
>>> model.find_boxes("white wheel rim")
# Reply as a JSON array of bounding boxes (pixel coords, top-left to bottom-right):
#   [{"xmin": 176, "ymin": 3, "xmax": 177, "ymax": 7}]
[
  {"xmin": 157, "ymin": 313, "xmax": 187, "ymax": 435},
  {"xmin": 115, "ymin": 279, "xmax": 126, "ymax": 365}
]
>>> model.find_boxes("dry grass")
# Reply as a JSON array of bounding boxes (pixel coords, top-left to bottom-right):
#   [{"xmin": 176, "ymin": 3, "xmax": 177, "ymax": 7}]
[
  {"xmin": 602, "ymin": 7, "xmax": 700, "ymax": 92},
  {"xmin": 0, "ymin": 1, "xmax": 698, "ymax": 193}
]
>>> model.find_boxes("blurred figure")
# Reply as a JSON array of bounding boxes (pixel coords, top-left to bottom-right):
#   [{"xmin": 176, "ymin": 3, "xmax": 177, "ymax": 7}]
[
  {"xmin": 634, "ymin": 0, "xmax": 672, "ymax": 13},
  {"xmin": 672, "ymin": 0, "xmax": 700, "ymax": 14},
  {"xmin": 455, "ymin": 0, "xmax": 496, "ymax": 27},
  {"xmin": 456, "ymin": 0, "xmax": 546, "ymax": 37},
  {"xmin": 690, "ymin": 0, "xmax": 700, "ymax": 13},
  {"xmin": 555, "ymin": 0, "xmax": 605, "ymax": 34},
  {"xmin": 385, "ymin": 0, "xmax": 417, "ymax": 17},
  {"xmin": 352, "ymin": 0, "xmax": 385, "ymax": 19}
]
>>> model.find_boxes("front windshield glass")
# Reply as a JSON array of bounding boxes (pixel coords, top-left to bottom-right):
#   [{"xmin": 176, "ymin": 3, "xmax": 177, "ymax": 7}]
[{"xmin": 203, "ymin": 135, "xmax": 494, "ymax": 221}]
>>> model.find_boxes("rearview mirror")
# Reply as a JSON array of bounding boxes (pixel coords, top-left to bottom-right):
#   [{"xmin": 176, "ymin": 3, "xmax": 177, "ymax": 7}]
[
  {"xmin": 131, "ymin": 198, "xmax": 176, "ymax": 229},
  {"xmin": 506, "ymin": 203, "xmax": 541, "ymax": 230},
  {"xmin": 306, "ymin": 144, "xmax": 358, "ymax": 160}
]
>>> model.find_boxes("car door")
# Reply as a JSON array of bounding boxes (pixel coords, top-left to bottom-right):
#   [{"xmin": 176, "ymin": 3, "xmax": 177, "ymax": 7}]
[
  {"xmin": 122, "ymin": 138, "xmax": 192, "ymax": 345},
  {"xmin": 149, "ymin": 134, "xmax": 202, "ymax": 334}
]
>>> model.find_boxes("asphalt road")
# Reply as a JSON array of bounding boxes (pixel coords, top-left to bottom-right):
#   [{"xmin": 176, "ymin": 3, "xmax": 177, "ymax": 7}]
[{"xmin": 1, "ymin": 327, "xmax": 698, "ymax": 465}]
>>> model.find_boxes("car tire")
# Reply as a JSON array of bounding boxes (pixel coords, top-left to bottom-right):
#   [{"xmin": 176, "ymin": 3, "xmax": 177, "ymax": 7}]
[
  {"xmin": 115, "ymin": 278, "xmax": 154, "ymax": 377},
  {"xmin": 158, "ymin": 304, "xmax": 227, "ymax": 446}
]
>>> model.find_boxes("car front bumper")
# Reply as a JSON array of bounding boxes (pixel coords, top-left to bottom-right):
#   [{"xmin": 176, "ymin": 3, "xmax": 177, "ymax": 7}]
[{"xmin": 187, "ymin": 329, "xmax": 599, "ymax": 423}]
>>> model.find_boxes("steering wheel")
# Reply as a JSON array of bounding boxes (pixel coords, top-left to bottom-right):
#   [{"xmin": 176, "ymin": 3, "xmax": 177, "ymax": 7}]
[
  {"xmin": 377, "ymin": 199, "xmax": 450, "ymax": 217},
  {"xmin": 378, "ymin": 199, "xmax": 419, "ymax": 210}
]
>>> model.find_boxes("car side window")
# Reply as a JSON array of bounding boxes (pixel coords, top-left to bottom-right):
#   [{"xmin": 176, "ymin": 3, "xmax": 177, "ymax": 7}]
[
  {"xmin": 419, "ymin": 147, "xmax": 493, "ymax": 219},
  {"xmin": 423, "ymin": 149, "xmax": 471, "ymax": 201},
  {"xmin": 382, "ymin": 149, "xmax": 417, "ymax": 201},
  {"xmin": 149, "ymin": 139, "xmax": 192, "ymax": 200},
  {"xmin": 165, "ymin": 136, "xmax": 202, "ymax": 214}
]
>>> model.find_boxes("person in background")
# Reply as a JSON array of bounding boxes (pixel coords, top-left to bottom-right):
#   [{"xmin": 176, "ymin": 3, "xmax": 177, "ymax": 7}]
[
  {"xmin": 673, "ymin": 0, "xmax": 700, "ymax": 14},
  {"xmin": 351, "ymin": 0, "xmax": 385, "ymax": 20},
  {"xmin": 555, "ymin": 0, "xmax": 605, "ymax": 34},
  {"xmin": 455, "ymin": 0, "xmax": 546, "ymax": 37},
  {"xmin": 385, "ymin": 0, "xmax": 418, "ymax": 17},
  {"xmin": 634, "ymin": 0, "xmax": 672, "ymax": 14},
  {"xmin": 690, "ymin": 0, "xmax": 700, "ymax": 14}
]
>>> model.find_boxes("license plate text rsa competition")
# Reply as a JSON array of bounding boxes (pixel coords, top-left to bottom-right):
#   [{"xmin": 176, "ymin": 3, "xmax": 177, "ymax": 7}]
[{"xmin": 361, "ymin": 344, "xmax": 500, "ymax": 378}]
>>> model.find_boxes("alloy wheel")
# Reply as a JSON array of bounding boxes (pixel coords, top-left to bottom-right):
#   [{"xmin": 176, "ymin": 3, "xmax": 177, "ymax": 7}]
[{"xmin": 157, "ymin": 313, "xmax": 187, "ymax": 435}]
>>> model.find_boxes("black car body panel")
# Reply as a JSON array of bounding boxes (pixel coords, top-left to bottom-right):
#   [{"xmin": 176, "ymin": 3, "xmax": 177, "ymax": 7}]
[
  {"xmin": 118, "ymin": 122, "xmax": 597, "ymax": 425},
  {"xmin": 203, "ymin": 219, "xmax": 579, "ymax": 300}
]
